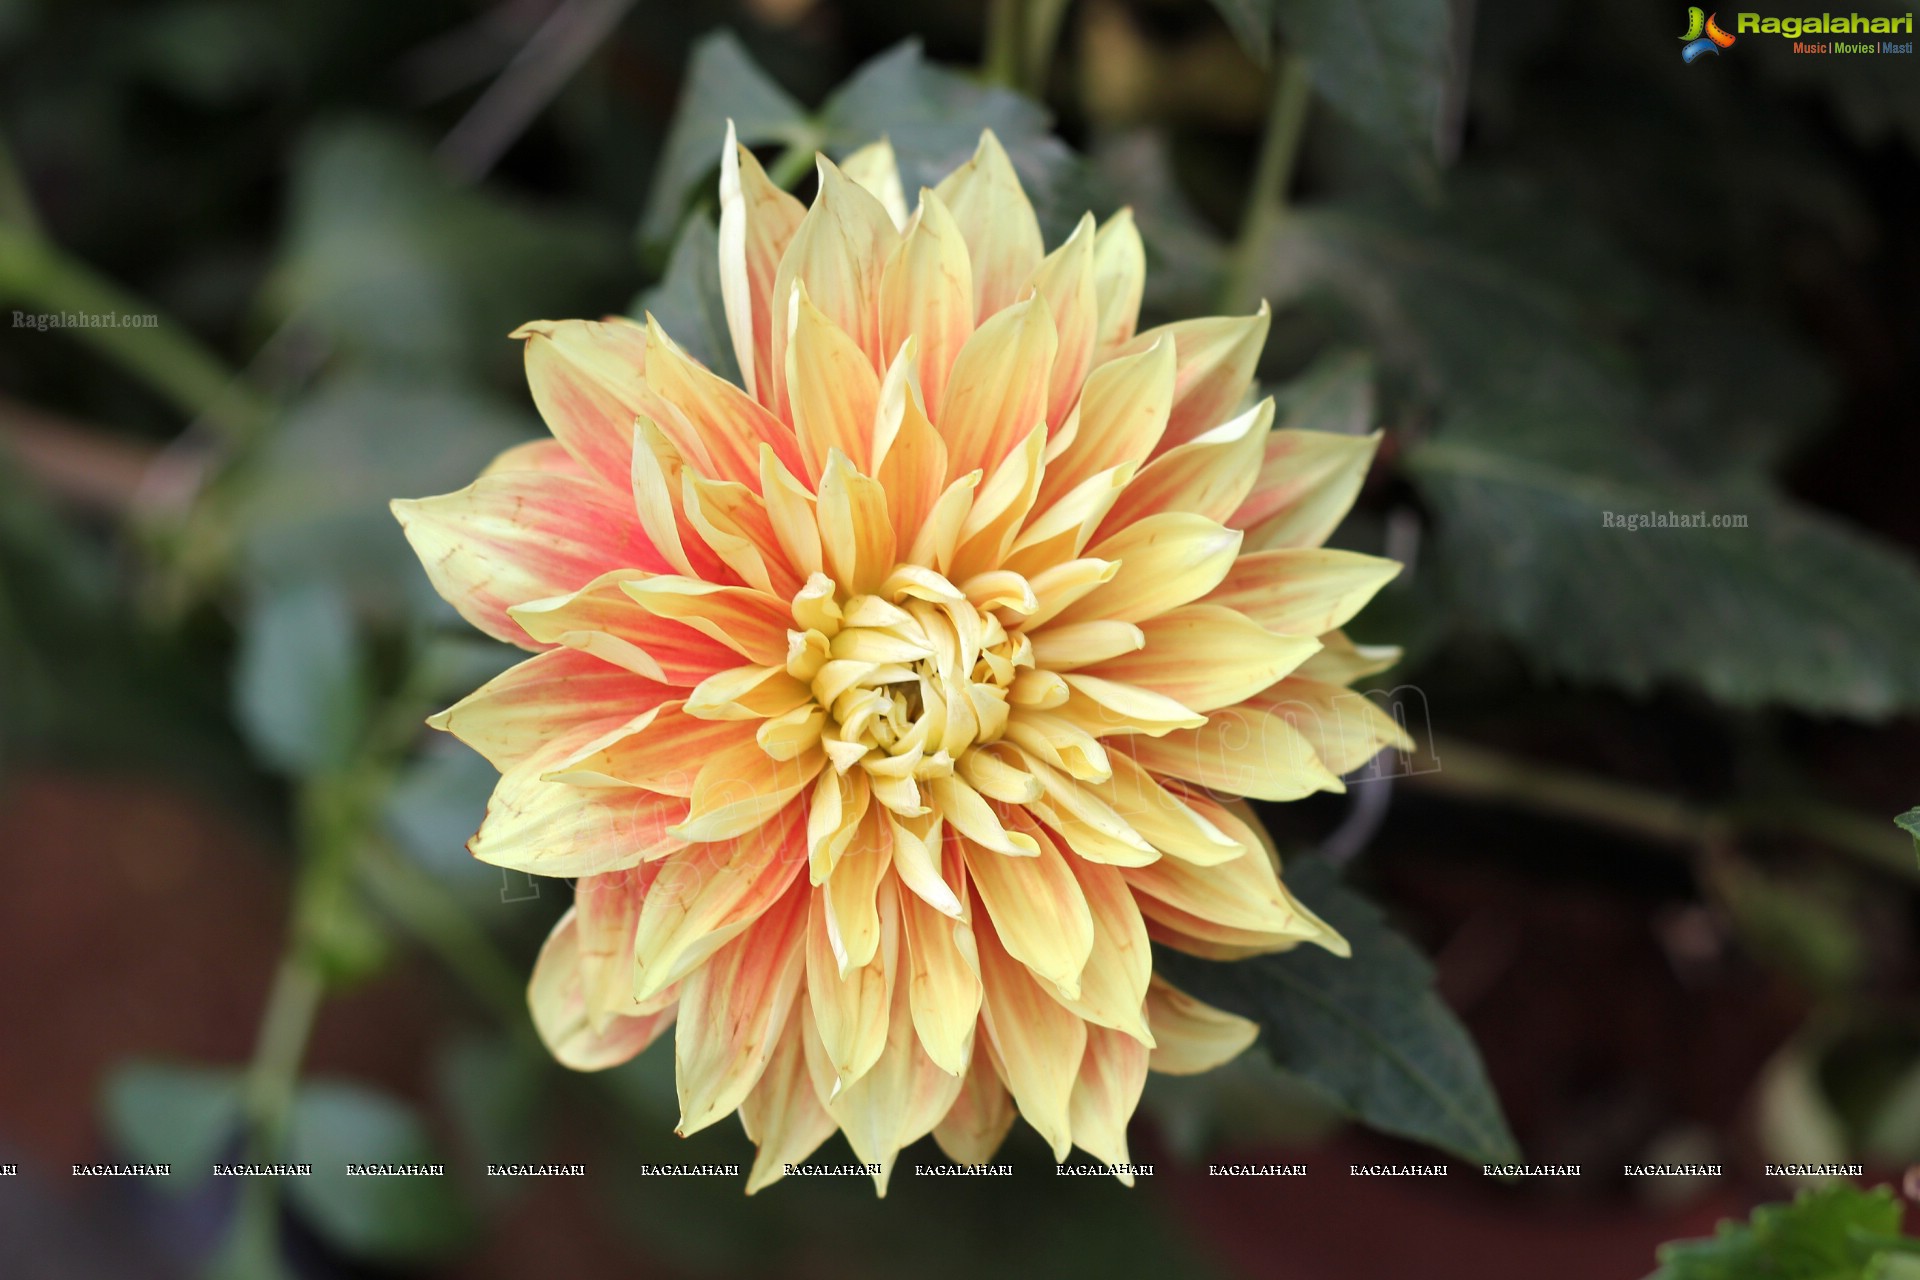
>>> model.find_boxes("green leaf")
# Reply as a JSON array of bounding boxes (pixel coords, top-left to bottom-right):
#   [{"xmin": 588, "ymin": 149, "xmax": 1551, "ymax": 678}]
[
  {"xmin": 1204, "ymin": 0, "xmax": 1275, "ymax": 65},
  {"xmin": 233, "ymin": 583, "xmax": 366, "ymax": 777},
  {"xmin": 1896, "ymin": 809, "xmax": 1920, "ymax": 862},
  {"xmin": 638, "ymin": 31, "xmax": 810, "ymax": 252},
  {"xmin": 284, "ymin": 1079, "xmax": 474, "ymax": 1262},
  {"xmin": 1155, "ymin": 858, "xmax": 1519, "ymax": 1166},
  {"xmin": 99, "ymin": 1060, "xmax": 242, "ymax": 1188},
  {"xmin": 1274, "ymin": 348, "xmax": 1375, "ymax": 436},
  {"xmin": 236, "ymin": 375, "xmax": 532, "ymax": 616},
  {"xmin": 438, "ymin": 1036, "xmax": 547, "ymax": 1175},
  {"xmin": 274, "ymin": 123, "xmax": 623, "ymax": 374},
  {"xmin": 632, "ymin": 213, "xmax": 737, "ymax": 383},
  {"xmin": 1648, "ymin": 1185, "xmax": 1919, "ymax": 1280},
  {"xmin": 1406, "ymin": 437, "xmax": 1920, "ymax": 718},
  {"xmin": 1272, "ymin": 0, "xmax": 1452, "ymax": 172}
]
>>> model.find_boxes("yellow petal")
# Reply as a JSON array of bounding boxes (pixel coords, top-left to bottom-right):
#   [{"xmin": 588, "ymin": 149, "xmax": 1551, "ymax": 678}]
[
  {"xmin": 470, "ymin": 762, "xmax": 686, "ymax": 876},
  {"xmin": 1035, "ymin": 334, "xmax": 1174, "ymax": 509},
  {"xmin": 928, "ymin": 774, "xmax": 1039, "ymax": 856},
  {"xmin": 962, "ymin": 823, "xmax": 1094, "ymax": 998},
  {"xmin": 1248, "ymin": 678, "xmax": 1416, "ymax": 776},
  {"xmin": 880, "ymin": 190, "xmax": 973, "ymax": 414},
  {"xmin": 1004, "ymin": 462, "xmax": 1136, "ymax": 577},
  {"xmin": 787, "ymin": 282, "xmax": 882, "ymax": 480},
  {"xmin": 839, "ymin": 136, "xmax": 910, "ymax": 230},
  {"xmin": 508, "ymin": 570, "xmax": 739, "ymax": 684},
  {"xmin": 1068, "ymin": 1025, "xmax": 1149, "ymax": 1180},
  {"xmin": 760, "ymin": 444, "xmax": 823, "ymax": 580},
  {"xmin": 902, "ymin": 834, "xmax": 982, "ymax": 1074},
  {"xmin": 681, "ymin": 472, "xmax": 787, "ymax": 597},
  {"xmin": 1051, "ymin": 513, "xmax": 1242, "ymax": 627},
  {"xmin": 719, "ymin": 128, "xmax": 806, "ymax": 404},
  {"xmin": 976, "ymin": 914, "xmax": 1085, "ymax": 1160},
  {"xmin": 541, "ymin": 703, "xmax": 750, "ymax": 795},
  {"xmin": 1206, "ymin": 548, "xmax": 1402, "ymax": 636},
  {"xmin": 1144, "ymin": 975, "xmax": 1257, "ymax": 1075},
  {"xmin": 669, "ymin": 737, "xmax": 824, "ymax": 843},
  {"xmin": 1124, "ymin": 703, "xmax": 1343, "ymax": 802},
  {"xmin": 1090, "ymin": 208, "xmax": 1145, "ymax": 356},
  {"xmin": 515, "ymin": 318, "xmax": 665, "ymax": 490},
  {"xmin": 873, "ymin": 341, "xmax": 951, "ymax": 554},
  {"xmin": 949, "ymin": 423, "xmax": 1047, "ymax": 582},
  {"xmin": 1086, "ymin": 603, "xmax": 1319, "ymax": 712},
  {"xmin": 1083, "ymin": 750, "xmax": 1242, "ymax": 867},
  {"xmin": 769, "ymin": 155, "xmax": 900, "ymax": 416},
  {"xmin": 816, "ymin": 451, "xmax": 896, "ymax": 597},
  {"xmin": 740, "ymin": 997, "xmax": 838, "ymax": 1194},
  {"xmin": 931, "ymin": 130, "xmax": 1043, "ymax": 321},
  {"xmin": 824, "ymin": 804, "xmax": 893, "ymax": 974},
  {"xmin": 807, "ymin": 874, "xmax": 898, "ymax": 1090},
  {"xmin": 937, "ymin": 296, "xmax": 1056, "ymax": 481},
  {"xmin": 674, "ymin": 878, "xmax": 809, "ymax": 1135},
  {"xmin": 1044, "ymin": 858, "xmax": 1154, "ymax": 1044},
  {"xmin": 1059, "ymin": 672, "xmax": 1208, "ymax": 737},
  {"xmin": 619, "ymin": 576, "xmax": 792, "ymax": 667},
  {"xmin": 1296, "ymin": 629, "xmax": 1402, "ymax": 686},
  {"xmin": 1026, "ymin": 619, "xmax": 1144, "ymax": 672},
  {"xmin": 1024, "ymin": 212, "xmax": 1098, "ymax": 429}
]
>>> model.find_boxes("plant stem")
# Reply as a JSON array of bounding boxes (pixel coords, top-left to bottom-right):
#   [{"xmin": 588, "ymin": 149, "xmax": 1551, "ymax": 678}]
[
  {"xmin": 1022, "ymin": 0, "xmax": 1072, "ymax": 96},
  {"xmin": 0, "ymin": 223, "xmax": 270, "ymax": 444},
  {"xmin": 765, "ymin": 124, "xmax": 824, "ymax": 192},
  {"xmin": 356, "ymin": 836, "xmax": 532, "ymax": 1029},
  {"xmin": 240, "ymin": 952, "xmax": 326, "ymax": 1154},
  {"xmin": 984, "ymin": 0, "xmax": 1025, "ymax": 88},
  {"xmin": 1221, "ymin": 53, "xmax": 1311, "ymax": 315},
  {"xmin": 0, "ymin": 131, "xmax": 41, "ymax": 236},
  {"xmin": 1404, "ymin": 735, "xmax": 1919, "ymax": 882}
]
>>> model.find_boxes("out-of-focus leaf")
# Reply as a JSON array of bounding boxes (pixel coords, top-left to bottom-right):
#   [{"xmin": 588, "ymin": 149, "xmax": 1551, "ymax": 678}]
[
  {"xmin": 237, "ymin": 375, "xmax": 532, "ymax": 616},
  {"xmin": 1273, "ymin": 0, "xmax": 1451, "ymax": 175},
  {"xmin": 439, "ymin": 1035, "xmax": 546, "ymax": 1178},
  {"xmin": 384, "ymin": 742, "xmax": 511, "ymax": 911},
  {"xmin": 274, "ymin": 123, "xmax": 624, "ymax": 373},
  {"xmin": 638, "ymin": 31, "xmax": 810, "ymax": 252},
  {"xmin": 1091, "ymin": 131, "xmax": 1226, "ymax": 316},
  {"xmin": 100, "ymin": 1061, "xmax": 241, "ymax": 1189},
  {"xmin": 233, "ymin": 582, "xmax": 365, "ymax": 777},
  {"xmin": 1204, "ymin": 0, "xmax": 1275, "ymax": 64},
  {"xmin": 1648, "ymin": 1185, "xmax": 1920, "ymax": 1279},
  {"xmin": 632, "ymin": 213, "xmax": 737, "ymax": 382},
  {"xmin": 1406, "ymin": 436, "xmax": 1920, "ymax": 717},
  {"xmin": 284, "ymin": 1080, "xmax": 474, "ymax": 1262},
  {"xmin": 1865, "ymin": 1056, "xmax": 1920, "ymax": 1163},
  {"xmin": 1157, "ymin": 858, "xmax": 1519, "ymax": 1166},
  {"xmin": 1275, "ymin": 348, "xmax": 1375, "ymax": 435}
]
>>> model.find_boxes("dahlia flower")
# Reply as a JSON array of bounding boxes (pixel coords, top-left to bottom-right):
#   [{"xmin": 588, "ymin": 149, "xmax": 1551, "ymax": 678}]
[{"xmin": 394, "ymin": 127, "xmax": 1407, "ymax": 1193}]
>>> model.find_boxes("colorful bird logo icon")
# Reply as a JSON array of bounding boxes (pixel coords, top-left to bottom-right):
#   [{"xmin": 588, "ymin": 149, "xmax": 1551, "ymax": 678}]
[{"xmin": 1681, "ymin": 7, "xmax": 1736, "ymax": 61}]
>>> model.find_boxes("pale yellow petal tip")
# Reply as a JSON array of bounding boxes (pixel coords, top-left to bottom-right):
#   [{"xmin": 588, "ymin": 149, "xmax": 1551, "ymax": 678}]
[
  {"xmin": 509, "ymin": 319, "xmax": 558, "ymax": 341},
  {"xmin": 388, "ymin": 496, "xmax": 417, "ymax": 525},
  {"xmin": 423, "ymin": 707, "xmax": 453, "ymax": 732}
]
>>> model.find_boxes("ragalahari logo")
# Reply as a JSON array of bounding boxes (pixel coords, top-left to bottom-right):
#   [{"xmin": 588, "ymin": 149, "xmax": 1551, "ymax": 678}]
[{"xmin": 1681, "ymin": 7, "xmax": 1738, "ymax": 59}]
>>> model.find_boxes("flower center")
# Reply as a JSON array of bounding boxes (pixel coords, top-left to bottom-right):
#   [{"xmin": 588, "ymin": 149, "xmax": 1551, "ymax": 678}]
[{"xmin": 782, "ymin": 570, "xmax": 1033, "ymax": 778}]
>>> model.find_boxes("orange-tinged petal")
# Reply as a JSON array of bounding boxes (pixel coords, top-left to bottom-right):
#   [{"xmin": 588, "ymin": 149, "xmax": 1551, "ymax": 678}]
[
  {"xmin": 576, "ymin": 865, "xmax": 667, "ymax": 1026},
  {"xmin": 392, "ymin": 472, "xmax": 667, "ymax": 648},
  {"xmin": 1206, "ymin": 548, "xmax": 1401, "ymax": 636},
  {"xmin": 816, "ymin": 451, "xmax": 896, "ymax": 597},
  {"xmin": 481, "ymin": 437, "xmax": 592, "ymax": 479},
  {"xmin": 1045, "ymin": 858, "xmax": 1154, "ymax": 1044},
  {"xmin": 880, "ymin": 190, "xmax": 973, "ymax": 415},
  {"xmin": 541, "ymin": 703, "xmax": 754, "ymax": 795},
  {"xmin": 719, "ymin": 128, "xmax": 806, "ymax": 404},
  {"xmin": 937, "ymin": 296, "xmax": 1056, "ymax": 481},
  {"xmin": 873, "ymin": 343, "xmax": 950, "ymax": 554},
  {"xmin": 932, "ymin": 131, "xmax": 1044, "ymax": 321},
  {"xmin": 1247, "ymin": 678, "xmax": 1416, "ymax": 776},
  {"xmin": 630, "ymin": 416, "xmax": 734, "ymax": 584},
  {"xmin": 675, "ymin": 875, "xmax": 809, "ymax": 1135},
  {"xmin": 1144, "ymin": 975, "xmax": 1257, "ymax": 1075},
  {"xmin": 427, "ymin": 647, "xmax": 675, "ymax": 773},
  {"xmin": 1114, "ymin": 305, "xmax": 1271, "ymax": 455},
  {"xmin": 1093, "ymin": 398, "xmax": 1273, "ymax": 540},
  {"xmin": 1296, "ymin": 629, "xmax": 1402, "ymax": 686},
  {"xmin": 1085, "ymin": 603, "xmax": 1319, "ymax": 713},
  {"xmin": 823, "ymin": 803, "xmax": 893, "ymax": 974},
  {"xmin": 530, "ymin": 909, "xmax": 676, "ymax": 1070},
  {"xmin": 682, "ymin": 472, "xmax": 794, "ymax": 598},
  {"xmin": 671, "ymin": 737, "xmax": 824, "ymax": 843},
  {"xmin": 769, "ymin": 155, "xmax": 899, "ymax": 415},
  {"xmin": 632, "ymin": 801, "xmax": 808, "ymax": 999},
  {"xmin": 1068, "ymin": 1025, "xmax": 1149, "ymax": 1179},
  {"xmin": 1234, "ymin": 428, "xmax": 1381, "ymax": 550},
  {"xmin": 642, "ymin": 314, "xmax": 807, "ymax": 486},
  {"xmin": 1082, "ymin": 750, "xmax": 1241, "ymax": 867},
  {"xmin": 1125, "ymin": 800, "xmax": 1342, "ymax": 952},
  {"xmin": 948, "ymin": 424, "xmax": 1047, "ymax": 583},
  {"xmin": 619, "ymin": 576, "xmax": 793, "ymax": 667},
  {"xmin": 515, "ymin": 318, "xmax": 665, "ymax": 490},
  {"xmin": 903, "ymin": 833, "xmax": 982, "ymax": 1074},
  {"xmin": 509, "ymin": 570, "xmax": 740, "ymax": 684},
  {"xmin": 840, "ymin": 137, "xmax": 910, "ymax": 230},
  {"xmin": 976, "ymin": 912, "xmax": 1084, "ymax": 1160}
]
